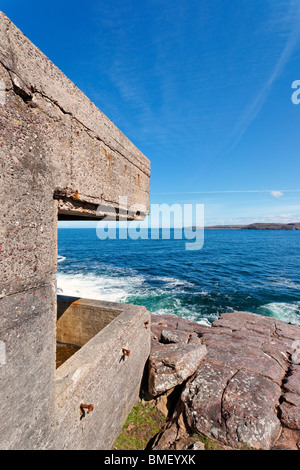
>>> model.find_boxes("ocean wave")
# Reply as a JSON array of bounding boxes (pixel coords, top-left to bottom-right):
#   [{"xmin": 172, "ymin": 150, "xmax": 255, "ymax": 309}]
[
  {"xmin": 56, "ymin": 269, "xmax": 195, "ymax": 301},
  {"xmin": 56, "ymin": 270, "xmax": 214, "ymax": 324},
  {"xmin": 152, "ymin": 305, "xmax": 213, "ymax": 326},
  {"xmin": 258, "ymin": 302, "xmax": 300, "ymax": 325},
  {"xmin": 56, "ymin": 271, "xmax": 144, "ymax": 303},
  {"xmin": 57, "ymin": 255, "xmax": 66, "ymax": 263},
  {"xmin": 269, "ymin": 278, "xmax": 300, "ymax": 290},
  {"xmin": 152, "ymin": 276, "xmax": 195, "ymax": 288}
]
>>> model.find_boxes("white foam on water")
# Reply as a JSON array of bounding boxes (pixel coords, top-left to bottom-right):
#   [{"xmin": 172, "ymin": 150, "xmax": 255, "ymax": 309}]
[
  {"xmin": 152, "ymin": 276, "xmax": 195, "ymax": 288},
  {"xmin": 258, "ymin": 302, "xmax": 300, "ymax": 325},
  {"xmin": 153, "ymin": 296, "xmax": 215, "ymax": 326},
  {"xmin": 270, "ymin": 278, "xmax": 300, "ymax": 290},
  {"xmin": 57, "ymin": 255, "xmax": 66, "ymax": 263},
  {"xmin": 56, "ymin": 271, "xmax": 144, "ymax": 303},
  {"xmin": 57, "ymin": 268, "xmax": 196, "ymax": 302},
  {"xmin": 56, "ymin": 270, "xmax": 213, "ymax": 324},
  {"xmin": 152, "ymin": 307, "xmax": 212, "ymax": 326}
]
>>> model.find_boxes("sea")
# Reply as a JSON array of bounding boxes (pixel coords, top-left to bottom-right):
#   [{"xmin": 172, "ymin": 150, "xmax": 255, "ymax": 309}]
[{"xmin": 57, "ymin": 228, "xmax": 300, "ymax": 326}]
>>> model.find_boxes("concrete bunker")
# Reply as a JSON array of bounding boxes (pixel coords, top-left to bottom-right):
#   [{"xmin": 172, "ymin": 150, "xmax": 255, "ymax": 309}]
[
  {"xmin": 54, "ymin": 295, "xmax": 150, "ymax": 450},
  {"xmin": 0, "ymin": 12, "xmax": 151, "ymax": 450}
]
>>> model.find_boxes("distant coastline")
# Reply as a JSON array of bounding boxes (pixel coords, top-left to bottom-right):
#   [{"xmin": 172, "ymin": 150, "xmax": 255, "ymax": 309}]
[{"xmin": 190, "ymin": 223, "xmax": 300, "ymax": 230}]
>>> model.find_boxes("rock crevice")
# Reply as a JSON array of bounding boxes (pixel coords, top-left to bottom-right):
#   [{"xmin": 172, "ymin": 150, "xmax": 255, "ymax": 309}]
[{"xmin": 148, "ymin": 311, "xmax": 300, "ymax": 450}]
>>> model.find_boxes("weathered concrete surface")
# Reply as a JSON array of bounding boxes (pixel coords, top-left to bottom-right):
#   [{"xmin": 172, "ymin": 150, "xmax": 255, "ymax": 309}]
[
  {"xmin": 0, "ymin": 11, "xmax": 150, "ymax": 297},
  {"xmin": 149, "ymin": 312, "xmax": 300, "ymax": 450},
  {"xmin": 0, "ymin": 285, "xmax": 56, "ymax": 449},
  {"xmin": 50, "ymin": 297, "xmax": 150, "ymax": 450},
  {"xmin": 0, "ymin": 12, "xmax": 150, "ymax": 450},
  {"xmin": 57, "ymin": 295, "xmax": 123, "ymax": 347}
]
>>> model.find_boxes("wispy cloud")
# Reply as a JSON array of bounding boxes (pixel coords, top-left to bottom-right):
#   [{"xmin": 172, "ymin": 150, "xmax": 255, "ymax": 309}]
[
  {"xmin": 223, "ymin": 1, "xmax": 300, "ymax": 155},
  {"xmin": 270, "ymin": 190, "xmax": 284, "ymax": 199}
]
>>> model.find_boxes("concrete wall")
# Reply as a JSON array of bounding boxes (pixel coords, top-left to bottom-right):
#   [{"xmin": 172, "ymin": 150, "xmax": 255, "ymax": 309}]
[
  {"xmin": 52, "ymin": 296, "xmax": 150, "ymax": 450},
  {"xmin": 0, "ymin": 12, "xmax": 150, "ymax": 450}
]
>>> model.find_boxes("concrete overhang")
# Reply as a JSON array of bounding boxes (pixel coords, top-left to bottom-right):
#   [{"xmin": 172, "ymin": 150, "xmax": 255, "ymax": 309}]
[{"xmin": 0, "ymin": 11, "xmax": 150, "ymax": 223}]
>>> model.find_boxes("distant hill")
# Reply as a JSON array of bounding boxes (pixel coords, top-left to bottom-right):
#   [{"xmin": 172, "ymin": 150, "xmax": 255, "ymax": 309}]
[{"xmin": 202, "ymin": 223, "xmax": 300, "ymax": 230}]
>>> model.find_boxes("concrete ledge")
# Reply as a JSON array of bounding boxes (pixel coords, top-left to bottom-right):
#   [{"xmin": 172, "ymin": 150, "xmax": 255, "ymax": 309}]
[
  {"xmin": 0, "ymin": 10, "xmax": 150, "ymax": 228},
  {"xmin": 48, "ymin": 296, "xmax": 151, "ymax": 450},
  {"xmin": 0, "ymin": 12, "xmax": 150, "ymax": 176}
]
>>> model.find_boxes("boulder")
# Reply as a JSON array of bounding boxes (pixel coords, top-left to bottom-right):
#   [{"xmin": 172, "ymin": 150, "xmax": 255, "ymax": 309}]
[
  {"xmin": 148, "ymin": 341, "xmax": 207, "ymax": 397},
  {"xmin": 183, "ymin": 366, "xmax": 282, "ymax": 449}
]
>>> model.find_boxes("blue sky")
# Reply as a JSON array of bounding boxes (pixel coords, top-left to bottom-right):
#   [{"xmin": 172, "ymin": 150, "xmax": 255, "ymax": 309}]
[{"xmin": 2, "ymin": 0, "xmax": 300, "ymax": 226}]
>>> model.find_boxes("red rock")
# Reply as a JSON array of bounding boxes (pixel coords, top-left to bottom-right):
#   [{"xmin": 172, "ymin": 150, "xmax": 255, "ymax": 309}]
[
  {"xmin": 283, "ymin": 392, "xmax": 300, "ymax": 407},
  {"xmin": 148, "ymin": 341, "xmax": 207, "ymax": 397},
  {"xmin": 283, "ymin": 365, "xmax": 300, "ymax": 395},
  {"xmin": 149, "ymin": 311, "xmax": 300, "ymax": 449},
  {"xmin": 160, "ymin": 328, "xmax": 193, "ymax": 344},
  {"xmin": 221, "ymin": 370, "xmax": 282, "ymax": 449},
  {"xmin": 212, "ymin": 311, "xmax": 277, "ymax": 336},
  {"xmin": 272, "ymin": 428, "xmax": 300, "ymax": 450},
  {"xmin": 203, "ymin": 336, "xmax": 287, "ymax": 385},
  {"xmin": 182, "ymin": 360, "xmax": 237, "ymax": 444},
  {"xmin": 274, "ymin": 321, "xmax": 300, "ymax": 342},
  {"xmin": 183, "ymin": 364, "xmax": 281, "ymax": 449}
]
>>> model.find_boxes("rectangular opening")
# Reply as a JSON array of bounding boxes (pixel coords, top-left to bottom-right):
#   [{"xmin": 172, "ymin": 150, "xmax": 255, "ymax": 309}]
[{"xmin": 56, "ymin": 294, "xmax": 123, "ymax": 368}]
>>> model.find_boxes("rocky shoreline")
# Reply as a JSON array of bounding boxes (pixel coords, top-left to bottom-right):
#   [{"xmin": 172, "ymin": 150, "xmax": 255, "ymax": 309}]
[
  {"xmin": 204, "ymin": 223, "xmax": 300, "ymax": 230},
  {"xmin": 189, "ymin": 223, "xmax": 300, "ymax": 232},
  {"xmin": 144, "ymin": 311, "xmax": 300, "ymax": 450}
]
